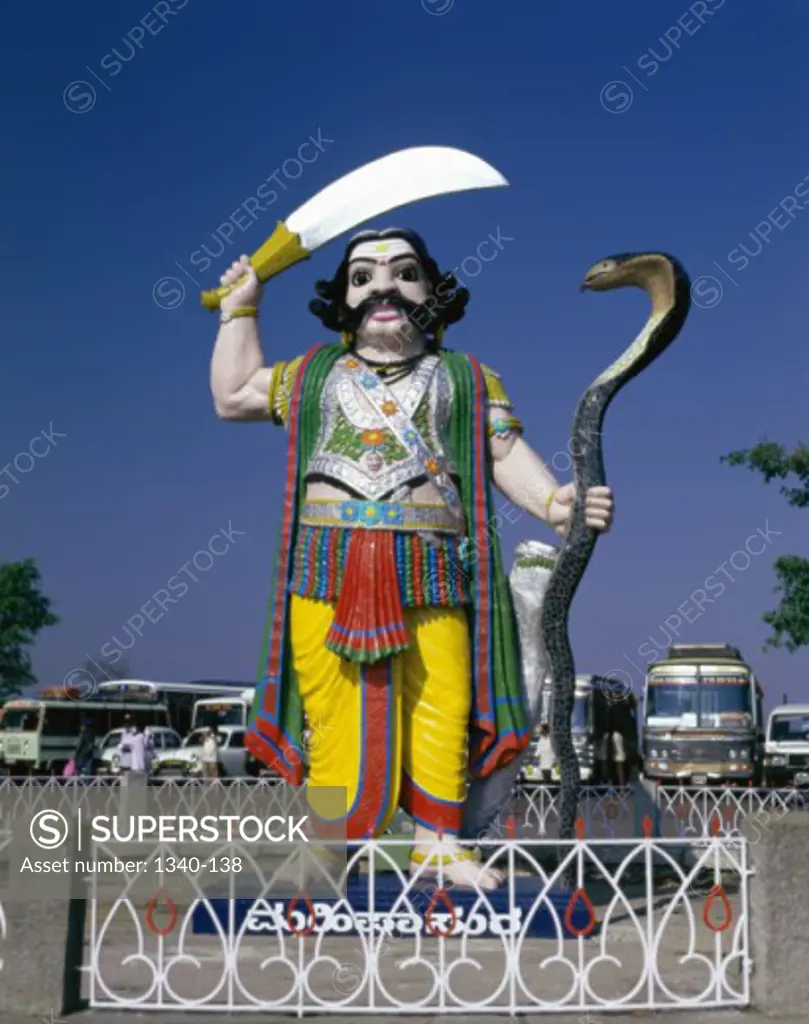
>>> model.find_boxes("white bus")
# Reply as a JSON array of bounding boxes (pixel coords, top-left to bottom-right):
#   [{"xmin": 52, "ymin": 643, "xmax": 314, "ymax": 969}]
[
  {"xmin": 96, "ymin": 679, "xmax": 255, "ymax": 735},
  {"xmin": 642, "ymin": 643, "xmax": 764, "ymax": 786},
  {"xmin": 191, "ymin": 689, "xmax": 255, "ymax": 731},
  {"xmin": 1, "ymin": 694, "xmax": 170, "ymax": 775}
]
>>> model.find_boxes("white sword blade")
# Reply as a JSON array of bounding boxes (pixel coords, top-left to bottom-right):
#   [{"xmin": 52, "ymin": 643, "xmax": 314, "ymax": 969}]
[{"xmin": 287, "ymin": 146, "xmax": 508, "ymax": 251}]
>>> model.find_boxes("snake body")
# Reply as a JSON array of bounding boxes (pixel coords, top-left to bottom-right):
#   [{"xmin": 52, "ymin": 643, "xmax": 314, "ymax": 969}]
[{"xmin": 541, "ymin": 253, "xmax": 692, "ymax": 843}]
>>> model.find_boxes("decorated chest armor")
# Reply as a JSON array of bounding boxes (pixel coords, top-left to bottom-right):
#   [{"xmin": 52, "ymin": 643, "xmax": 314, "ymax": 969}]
[{"xmin": 305, "ymin": 352, "xmax": 456, "ymax": 501}]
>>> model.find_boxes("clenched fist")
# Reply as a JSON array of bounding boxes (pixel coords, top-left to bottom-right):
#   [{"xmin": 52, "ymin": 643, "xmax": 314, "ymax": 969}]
[
  {"xmin": 219, "ymin": 254, "xmax": 264, "ymax": 314},
  {"xmin": 548, "ymin": 483, "xmax": 613, "ymax": 536}
]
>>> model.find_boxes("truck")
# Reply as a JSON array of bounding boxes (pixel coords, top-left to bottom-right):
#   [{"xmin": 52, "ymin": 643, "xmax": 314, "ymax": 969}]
[
  {"xmin": 761, "ymin": 704, "xmax": 809, "ymax": 788},
  {"xmin": 642, "ymin": 643, "xmax": 764, "ymax": 786},
  {"xmin": 191, "ymin": 689, "xmax": 255, "ymax": 731}
]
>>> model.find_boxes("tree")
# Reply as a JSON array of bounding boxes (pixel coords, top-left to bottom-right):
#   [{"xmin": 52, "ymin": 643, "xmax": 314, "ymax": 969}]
[
  {"xmin": 721, "ymin": 441, "xmax": 809, "ymax": 652},
  {"xmin": 0, "ymin": 558, "xmax": 59, "ymax": 699}
]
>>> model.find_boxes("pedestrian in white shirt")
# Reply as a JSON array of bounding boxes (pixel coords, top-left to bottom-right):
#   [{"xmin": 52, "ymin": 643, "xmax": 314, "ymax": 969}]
[
  {"xmin": 129, "ymin": 725, "xmax": 151, "ymax": 775},
  {"xmin": 118, "ymin": 717, "xmax": 135, "ymax": 774},
  {"xmin": 537, "ymin": 723, "xmax": 555, "ymax": 783},
  {"xmin": 201, "ymin": 728, "xmax": 219, "ymax": 779}
]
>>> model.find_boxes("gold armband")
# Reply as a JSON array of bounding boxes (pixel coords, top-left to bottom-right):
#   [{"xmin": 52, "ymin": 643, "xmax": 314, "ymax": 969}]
[
  {"xmin": 481, "ymin": 363, "xmax": 513, "ymax": 408},
  {"xmin": 269, "ymin": 355, "xmax": 306, "ymax": 426},
  {"xmin": 268, "ymin": 365, "xmax": 282, "ymax": 421},
  {"xmin": 487, "ymin": 414, "xmax": 524, "ymax": 439},
  {"xmin": 220, "ymin": 306, "xmax": 259, "ymax": 326}
]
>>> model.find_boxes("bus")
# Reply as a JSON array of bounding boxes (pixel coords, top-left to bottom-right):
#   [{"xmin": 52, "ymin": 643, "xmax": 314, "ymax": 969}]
[
  {"xmin": 642, "ymin": 643, "xmax": 764, "ymax": 787},
  {"xmin": 95, "ymin": 679, "xmax": 254, "ymax": 735},
  {"xmin": 1, "ymin": 694, "xmax": 170, "ymax": 775},
  {"xmin": 191, "ymin": 689, "xmax": 255, "ymax": 731}
]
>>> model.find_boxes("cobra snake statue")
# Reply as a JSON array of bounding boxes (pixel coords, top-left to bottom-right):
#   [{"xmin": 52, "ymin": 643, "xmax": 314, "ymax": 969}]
[{"xmin": 542, "ymin": 252, "xmax": 692, "ymax": 846}]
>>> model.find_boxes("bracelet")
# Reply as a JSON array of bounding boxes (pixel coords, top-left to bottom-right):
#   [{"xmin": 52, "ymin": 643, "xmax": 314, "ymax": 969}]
[
  {"xmin": 544, "ymin": 489, "xmax": 557, "ymax": 517},
  {"xmin": 220, "ymin": 306, "xmax": 259, "ymax": 325}
]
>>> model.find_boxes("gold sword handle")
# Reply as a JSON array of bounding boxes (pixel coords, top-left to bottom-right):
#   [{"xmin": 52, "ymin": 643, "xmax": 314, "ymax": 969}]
[{"xmin": 200, "ymin": 222, "xmax": 311, "ymax": 310}]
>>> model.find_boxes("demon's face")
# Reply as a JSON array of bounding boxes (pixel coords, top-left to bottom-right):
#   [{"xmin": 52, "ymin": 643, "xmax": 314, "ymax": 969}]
[{"xmin": 344, "ymin": 237, "xmax": 430, "ymax": 342}]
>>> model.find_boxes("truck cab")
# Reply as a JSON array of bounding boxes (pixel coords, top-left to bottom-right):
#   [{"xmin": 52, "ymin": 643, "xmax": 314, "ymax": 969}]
[{"xmin": 762, "ymin": 704, "xmax": 809, "ymax": 788}]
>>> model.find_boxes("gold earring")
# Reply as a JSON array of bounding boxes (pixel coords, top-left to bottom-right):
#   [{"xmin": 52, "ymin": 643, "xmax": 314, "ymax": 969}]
[{"xmin": 341, "ymin": 331, "xmax": 354, "ymax": 347}]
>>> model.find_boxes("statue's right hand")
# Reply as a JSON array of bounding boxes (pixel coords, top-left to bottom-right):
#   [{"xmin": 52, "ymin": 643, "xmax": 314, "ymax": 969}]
[{"xmin": 219, "ymin": 254, "xmax": 264, "ymax": 314}]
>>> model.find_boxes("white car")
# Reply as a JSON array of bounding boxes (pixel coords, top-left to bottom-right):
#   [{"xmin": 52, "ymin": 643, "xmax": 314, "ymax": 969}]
[
  {"xmin": 762, "ymin": 704, "xmax": 809, "ymax": 788},
  {"xmin": 151, "ymin": 725, "xmax": 247, "ymax": 778},
  {"xmin": 97, "ymin": 726, "xmax": 183, "ymax": 775}
]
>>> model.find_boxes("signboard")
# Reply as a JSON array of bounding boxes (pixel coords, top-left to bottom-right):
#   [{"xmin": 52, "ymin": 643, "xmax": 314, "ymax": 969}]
[{"xmin": 192, "ymin": 877, "xmax": 593, "ymax": 940}]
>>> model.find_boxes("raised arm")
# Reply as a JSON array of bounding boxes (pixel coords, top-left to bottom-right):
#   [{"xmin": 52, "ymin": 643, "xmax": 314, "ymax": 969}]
[{"xmin": 210, "ymin": 255, "xmax": 273, "ymax": 420}]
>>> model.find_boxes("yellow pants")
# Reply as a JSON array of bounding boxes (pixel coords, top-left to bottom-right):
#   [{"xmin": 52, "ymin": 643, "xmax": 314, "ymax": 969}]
[{"xmin": 290, "ymin": 594, "xmax": 471, "ymax": 838}]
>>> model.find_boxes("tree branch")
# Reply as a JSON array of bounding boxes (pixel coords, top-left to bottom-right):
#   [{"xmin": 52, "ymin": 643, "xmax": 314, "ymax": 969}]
[{"xmin": 722, "ymin": 441, "xmax": 809, "ymax": 653}]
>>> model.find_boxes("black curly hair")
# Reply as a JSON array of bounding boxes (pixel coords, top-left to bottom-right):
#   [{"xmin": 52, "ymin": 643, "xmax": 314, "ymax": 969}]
[{"xmin": 308, "ymin": 228, "xmax": 470, "ymax": 349}]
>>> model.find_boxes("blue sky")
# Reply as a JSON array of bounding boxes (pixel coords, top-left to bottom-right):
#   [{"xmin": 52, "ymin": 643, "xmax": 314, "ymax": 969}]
[{"xmin": 2, "ymin": 0, "xmax": 807, "ymax": 709}]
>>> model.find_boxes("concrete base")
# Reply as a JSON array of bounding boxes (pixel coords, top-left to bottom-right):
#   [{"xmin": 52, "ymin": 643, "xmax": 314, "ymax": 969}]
[
  {"xmin": 1, "ymin": 896, "xmax": 85, "ymax": 1016},
  {"xmin": 743, "ymin": 812, "xmax": 809, "ymax": 1016}
]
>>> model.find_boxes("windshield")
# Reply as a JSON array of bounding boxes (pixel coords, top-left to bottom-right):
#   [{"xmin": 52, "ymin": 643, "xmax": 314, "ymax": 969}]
[
  {"xmin": 770, "ymin": 713, "xmax": 809, "ymax": 742},
  {"xmin": 3, "ymin": 708, "xmax": 41, "ymax": 731},
  {"xmin": 646, "ymin": 682, "xmax": 699, "ymax": 725},
  {"xmin": 571, "ymin": 695, "xmax": 589, "ymax": 732},
  {"xmin": 699, "ymin": 684, "xmax": 753, "ymax": 728},
  {"xmin": 646, "ymin": 678, "xmax": 752, "ymax": 728},
  {"xmin": 194, "ymin": 705, "xmax": 245, "ymax": 729},
  {"xmin": 102, "ymin": 731, "xmax": 123, "ymax": 749},
  {"xmin": 184, "ymin": 729, "xmax": 209, "ymax": 747}
]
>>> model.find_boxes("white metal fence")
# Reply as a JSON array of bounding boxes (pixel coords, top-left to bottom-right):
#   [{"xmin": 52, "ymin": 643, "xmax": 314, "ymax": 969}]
[
  {"xmin": 1, "ymin": 778, "xmax": 799, "ymax": 1012},
  {"xmin": 0, "ymin": 776, "xmax": 804, "ymax": 838},
  {"xmin": 81, "ymin": 830, "xmax": 749, "ymax": 1014},
  {"xmin": 510, "ymin": 781, "xmax": 807, "ymax": 841}
]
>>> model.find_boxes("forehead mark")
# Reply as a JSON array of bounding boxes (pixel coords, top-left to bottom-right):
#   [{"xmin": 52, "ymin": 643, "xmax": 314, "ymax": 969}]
[
  {"xmin": 349, "ymin": 238, "xmax": 418, "ymax": 264},
  {"xmin": 348, "ymin": 253, "xmax": 422, "ymax": 268}
]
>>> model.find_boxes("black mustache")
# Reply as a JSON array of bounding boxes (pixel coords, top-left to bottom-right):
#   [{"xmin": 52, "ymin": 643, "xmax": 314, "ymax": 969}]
[{"xmin": 341, "ymin": 291, "xmax": 439, "ymax": 334}]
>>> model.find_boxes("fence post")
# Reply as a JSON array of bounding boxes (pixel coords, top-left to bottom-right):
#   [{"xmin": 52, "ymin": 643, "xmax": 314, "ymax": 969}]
[
  {"xmin": 0, "ymin": 817, "xmax": 86, "ymax": 1015},
  {"xmin": 742, "ymin": 812, "xmax": 809, "ymax": 1014}
]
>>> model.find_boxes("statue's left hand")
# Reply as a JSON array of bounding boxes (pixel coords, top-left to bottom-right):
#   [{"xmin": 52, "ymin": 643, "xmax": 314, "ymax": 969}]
[{"xmin": 549, "ymin": 483, "xmax": 613, "ymax": 535}]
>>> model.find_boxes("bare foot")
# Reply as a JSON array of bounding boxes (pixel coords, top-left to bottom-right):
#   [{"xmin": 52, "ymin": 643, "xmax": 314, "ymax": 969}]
[{"xmin": 410, "ymin": 837, "xmax": 503, "ymax": 891}]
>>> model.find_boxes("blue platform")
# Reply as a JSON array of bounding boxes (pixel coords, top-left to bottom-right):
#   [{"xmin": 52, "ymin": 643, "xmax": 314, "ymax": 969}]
[{"xmin": 192, "ymin": 874, "xmax": 595, "ymax": 939}]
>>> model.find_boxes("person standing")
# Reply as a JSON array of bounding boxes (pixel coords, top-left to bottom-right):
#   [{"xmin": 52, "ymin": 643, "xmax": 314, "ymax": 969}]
[
  {"xmin": 75, "ymin": 716, "xmax": 96, "ymax": 776},
  {"xmin": 603, "ymin": 696, "xmax": 633, "ymax": 787},
  {"xmin": 129, "ymin": 724, "xmax": 151, "ymax": 779},
  {"xmin": 117, "ymin": 716, "xmax": 135, "ymax": 775},
  {"xmin": 201, "ymin": 728, "xmax": 219, "ymax": 779},
  {"xmin": 536, "ymin": 723, "xmax": 555, "ymax": 783}
]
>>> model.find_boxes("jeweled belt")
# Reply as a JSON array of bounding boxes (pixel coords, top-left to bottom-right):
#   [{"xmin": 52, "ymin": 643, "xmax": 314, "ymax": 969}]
[{"xmin": 299, "ymin": 499, "xmax": 463, "ymax": 534}]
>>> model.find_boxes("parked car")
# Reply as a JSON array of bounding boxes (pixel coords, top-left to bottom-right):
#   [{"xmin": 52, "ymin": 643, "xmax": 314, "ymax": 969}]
[
  {"xmin": 96, "ymin": 725, "xmax": 183, "ymax": 775},
  {"xmin": 762, "ymin": 704, "xmax": 809, "ymax": 787},
  {"xmin": 151, "ymin": 725, "xmax": 247, "ymax": 778}
]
